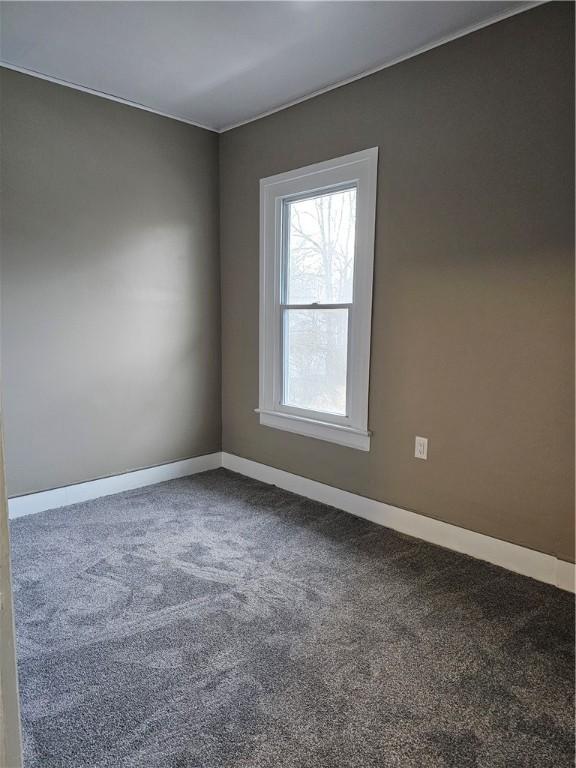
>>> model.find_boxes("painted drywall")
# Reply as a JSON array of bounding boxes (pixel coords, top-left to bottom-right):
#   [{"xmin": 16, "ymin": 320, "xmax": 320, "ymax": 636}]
[
  {"xmin": 220, "ymin": 3, "xmax": 575, "ymax": 562},
  {"xmin": 0, "ymin": 425, "xmax": 22, "ymax": 768},
  {"xmin": 0, "ymin": 69, "xmax": 221, "ymax": 497}
]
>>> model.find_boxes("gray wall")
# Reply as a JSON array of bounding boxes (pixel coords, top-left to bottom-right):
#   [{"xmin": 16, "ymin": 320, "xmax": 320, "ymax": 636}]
[
  {"xmin": 0, "ymin": 430, "xmax": 22, "ymax": 768},
  {"xmin": 0, "ymin": 4, "xmax": 573, "ymax": 563},
  {"xmin": 0, "ymin": 69, "xmax": 221, "ymax": 496},
  {"xmin": 220, "ymin": 3, "xmax": 575, "ymax": 562}
]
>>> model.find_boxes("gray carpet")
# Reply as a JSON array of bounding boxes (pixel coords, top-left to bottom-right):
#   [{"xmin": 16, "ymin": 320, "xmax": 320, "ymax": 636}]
[{"xmin": 10, "ymin": 468, "xmax": 575, "ymax": 768}]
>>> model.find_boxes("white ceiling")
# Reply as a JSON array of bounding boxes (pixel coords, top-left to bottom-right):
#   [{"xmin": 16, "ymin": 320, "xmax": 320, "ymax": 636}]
[{"xmin": 0, "ymin": 1, "xmax": 538, "ymax": 132}]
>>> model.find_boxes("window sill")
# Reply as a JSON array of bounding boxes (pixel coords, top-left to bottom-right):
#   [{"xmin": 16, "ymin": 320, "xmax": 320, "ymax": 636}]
[{"xmin": 256, "ymin": 409, "xmax": 371, "ymax": 451}]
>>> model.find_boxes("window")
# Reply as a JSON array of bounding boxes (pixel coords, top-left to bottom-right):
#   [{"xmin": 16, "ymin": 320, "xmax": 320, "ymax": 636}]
[{"xmin": 258, "ymin": 148, "xmax": 378, "ymax": 451}]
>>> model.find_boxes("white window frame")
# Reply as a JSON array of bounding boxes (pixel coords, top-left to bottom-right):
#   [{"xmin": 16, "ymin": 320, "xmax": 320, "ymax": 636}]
[{"xmin": 257, "ymin": 147, "xmax": 378, "ymax": 451}]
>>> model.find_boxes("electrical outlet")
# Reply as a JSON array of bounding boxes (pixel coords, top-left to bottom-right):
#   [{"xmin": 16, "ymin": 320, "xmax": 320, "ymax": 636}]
[{"xmin": 415, "ymin": 436, "xmax": 428, "ymax": 460}]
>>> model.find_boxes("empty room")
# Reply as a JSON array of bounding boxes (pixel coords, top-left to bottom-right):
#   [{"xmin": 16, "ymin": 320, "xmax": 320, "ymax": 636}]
[{"xmin": 0, "ymin": 1, "xmax": 574, "ymax": 767}]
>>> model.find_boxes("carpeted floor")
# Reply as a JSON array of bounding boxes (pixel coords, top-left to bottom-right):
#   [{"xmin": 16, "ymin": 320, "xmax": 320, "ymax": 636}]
[{"xmin": 9, "ymin": 468, "xmax": 575, "ymax": 768}]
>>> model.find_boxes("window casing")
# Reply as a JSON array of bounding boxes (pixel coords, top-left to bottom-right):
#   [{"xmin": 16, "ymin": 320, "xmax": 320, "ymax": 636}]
[{"xmin": 258, "ymin": 148, "xmax": 378, "ymax": 451}]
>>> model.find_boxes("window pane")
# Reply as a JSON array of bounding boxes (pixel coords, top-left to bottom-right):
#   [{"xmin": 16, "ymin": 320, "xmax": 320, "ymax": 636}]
[
  {"xmin": 285, "ymin": 188, "xmax": 356, "ymax": 304},
  {"xmin": 283, "ymin": 308, "xmax": 348, "ymax": 415}
]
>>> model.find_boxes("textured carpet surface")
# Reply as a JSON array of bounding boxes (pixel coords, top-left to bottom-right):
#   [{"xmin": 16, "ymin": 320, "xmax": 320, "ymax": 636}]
[{"xmin": 10, "ymin": 468, "xmax": 575, "ymax": 768}]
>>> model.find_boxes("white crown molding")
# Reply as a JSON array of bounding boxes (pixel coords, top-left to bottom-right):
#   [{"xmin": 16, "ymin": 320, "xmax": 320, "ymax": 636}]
[
  {"xmin": 8, "ymin": 452, "xmax": 222, "ymax": 519},
  {"xmin": 0, "ymin": 61, "xmax": 218, "ymax": 134},
  {"xmin": 1, "ymin": 2, "xmax": 543, "ymax": 134},
  {"xmin": 219, "ymin": 1, "xmax": 544, "ymax": 132},
  {"xmin": 221, "ymin": 452, "xmax": 575, "ymax": 593}
]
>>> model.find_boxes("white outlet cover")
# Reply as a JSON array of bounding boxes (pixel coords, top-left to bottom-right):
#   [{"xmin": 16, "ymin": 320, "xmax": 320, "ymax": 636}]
[{"xmin": 415, "ymin": 436, "xmax": 428, "ymax": 460}]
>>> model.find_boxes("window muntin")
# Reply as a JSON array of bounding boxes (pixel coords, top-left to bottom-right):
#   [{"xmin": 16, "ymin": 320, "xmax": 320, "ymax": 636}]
[{"xmin": 258, "ymin": 148, "xmax": 377, "ymax": 451}]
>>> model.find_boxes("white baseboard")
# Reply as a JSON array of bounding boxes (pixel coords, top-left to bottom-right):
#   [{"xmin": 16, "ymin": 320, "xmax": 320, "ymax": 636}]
[
  {"xmin": 8, "ymin": 452, "xmax": 222, "ymax": 519},
  {"xmin": 8, "ymin": 449, "xmax": 574, "ymax": 593},
  {"xmin": 221, "ymin": 452, "xmax": 575, "ymax": 593},
  {"xmin": 555, "ymin": 558, "xmax": 576, "ymax": 593}
]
